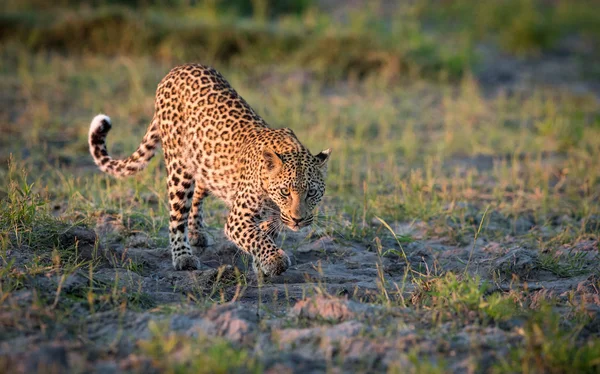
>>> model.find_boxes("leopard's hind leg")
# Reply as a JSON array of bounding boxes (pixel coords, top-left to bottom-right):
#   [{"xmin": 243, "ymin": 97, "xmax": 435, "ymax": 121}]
[
  {"xmin": 166, "ymin": 157, "xmax": 198, "ymax": 270},
  {"xmin": 188, "ymin": 183, "xmax": 209, "ymax": 248}
]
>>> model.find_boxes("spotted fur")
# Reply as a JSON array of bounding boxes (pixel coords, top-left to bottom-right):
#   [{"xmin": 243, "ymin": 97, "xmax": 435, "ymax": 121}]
[{"xmin": 88, "ymin": 64, "xmax": 331, "ymax": 276}]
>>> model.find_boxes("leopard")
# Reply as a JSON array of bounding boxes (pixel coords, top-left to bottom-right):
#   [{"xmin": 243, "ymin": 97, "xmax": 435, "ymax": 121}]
[{"xmin": 88, "ymin": 63, "xmax": 331, "ymax": 277}]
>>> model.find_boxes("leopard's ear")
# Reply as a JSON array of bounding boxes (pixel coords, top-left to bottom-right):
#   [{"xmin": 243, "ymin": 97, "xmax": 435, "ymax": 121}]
[
  {"xmin": 263, "ymin": 147, "xmax": 283, "ymax": 173},
  {"xmin": 315, "ymin": 148, "xmax": 331, "ymax": 169}
]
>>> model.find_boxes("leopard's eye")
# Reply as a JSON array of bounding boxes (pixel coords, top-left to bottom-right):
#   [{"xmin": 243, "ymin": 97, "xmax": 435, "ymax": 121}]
[
  {"xmin": 280, "ymin": 187, "xmax": 290, "ymax": 197},
  {"xmin": 307, "ymin": 189, "xmax": 317, "ymax": 197}
]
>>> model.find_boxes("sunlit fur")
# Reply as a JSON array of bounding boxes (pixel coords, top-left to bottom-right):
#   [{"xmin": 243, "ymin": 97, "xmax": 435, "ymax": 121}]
[{"xmin": 88, "ymin": 64, "xmax": 331, "ymax": 276}]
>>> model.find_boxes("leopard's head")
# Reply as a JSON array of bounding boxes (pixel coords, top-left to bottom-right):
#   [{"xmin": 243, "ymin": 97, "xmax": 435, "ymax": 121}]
[{"xmin": 262, "ymin": 147, "xmax": 331, "ymax": 231}]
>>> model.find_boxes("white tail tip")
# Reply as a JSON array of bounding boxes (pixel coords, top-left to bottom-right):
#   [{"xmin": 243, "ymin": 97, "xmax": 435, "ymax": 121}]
[{"xmin": 89, "ymin": 114, "xmax": 111, "ymax": 136}]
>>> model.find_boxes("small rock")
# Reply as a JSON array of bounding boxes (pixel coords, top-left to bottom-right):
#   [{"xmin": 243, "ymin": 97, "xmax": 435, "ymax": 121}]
[
  {"xmin": 93, "ymin": 361, "xmax": 120, "ymax": 374},
  {"xmin": 59, "ymin": 226, "xmax": 97, "ymax": 248},
  {"xmin": 205, "ymin": 303, "xmax": 259, "ymax": 345},
  {"xmin": 297, "ymin": 236, "xmax": 336, "ymax": 253},
  {"xmin": 264, "ymin": 352, "xmax": 327, "ymax": 374},
  {"xmin": 512, "ymin": 215, "xmax": 535, "ymax": 235},
  {"xmin": 492, "ymin": 247, "xmax": 538, "ymax": 279},
  {"xmin": 126, "ymin": 232, "xmax": 154, "ymax": 248},
  {"xmin": 273, "ymin": 327, "xmax": 317, "ymax": 349},
  {"xmin": 339, "ymin": 337, "xmax": 390, "ymax": 369},
  {"xmin": 96, "ymin": 214, "xmax": 126, "ymax": 238},
  {"xmin": 498, "ymin": 316, "xmax": 527, "ymax": 331},
  {"xmin": 213, "ymin": 242, "xmax": 239, "ymax": 260},
  {"xmin": 94, "ymin": 268, "xmax": 144, "ymax": 290},
  {"xmin": 274, "ymin": 320, "xmax": 366, "ymax": 350},
  {"xmin": 25, "ymin": 345, "xmax": 69, "ymax": 373},
  {"xmin": 265, "ymin": 363, "xmax": 295, "ymax": 374},
  {"xmin": 584, "ymin": 215, "xmax": 600, "ymax": 234},
  {"xmin": 291, "ymin": 296, "xmax": 355, "ymax": 322},
  {"xmin": 58, "ymin": 226, "xmax": 101, "ymax": 261},
  {"xmin": 57, "ymin": 269, "xmax": 89, "ymax": 294},
  {"xmin": 475, "ymin": 210, "xmax": 510, "ymax": 232},
  {"xmin": 169, "ymin": 266, "xmax": 239, "ymax": 294},
  {"xmin": 570, "ymin": 239, "xmax": 598, "ymax": 252}
]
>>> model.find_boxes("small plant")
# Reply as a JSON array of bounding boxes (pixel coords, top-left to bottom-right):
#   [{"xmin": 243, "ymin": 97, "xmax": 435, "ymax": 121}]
[
  {"xmin": 124, "ymin": 258, "xmax": 146, "ymax": 275},
  {"xmin": 138, "ymin": 320, "xmax": 262, "ymax": 373},
  {"xmin": 493, "ymin": 306, "xmax": 600, "ymax": 373},
  {"xmin": 388, "ymin": 348, "xmax": 448, "ymax": 374},
  {"xmin": 412, "ymin": 273, "xmax": 522, "ymax": 324},
  {"xmin": 538, "ymin": 250, "xmax": 589, "ymax": 278},
  {"xmin": 412, "ymin": 273, "xmax": 486, "ymax": 321},
  {"xmin": 0, "ymin": 159, "xmax": 49, "ymax": 249}
]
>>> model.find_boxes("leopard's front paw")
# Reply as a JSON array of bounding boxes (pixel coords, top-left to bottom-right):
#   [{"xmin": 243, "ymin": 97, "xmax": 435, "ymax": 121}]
[
  {"xmin": 257, "ymin": 249, "xmax": 291, "ymax": 277},
  {"xmin": 173, "ymin": 254, "xmax": 200, "ymax": 270}
]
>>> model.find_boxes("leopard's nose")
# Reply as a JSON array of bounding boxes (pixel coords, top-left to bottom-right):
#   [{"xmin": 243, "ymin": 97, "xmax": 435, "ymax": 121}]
[{"xmin": 292, "ymin": 217, "xmax": 302, "ymax": 225}]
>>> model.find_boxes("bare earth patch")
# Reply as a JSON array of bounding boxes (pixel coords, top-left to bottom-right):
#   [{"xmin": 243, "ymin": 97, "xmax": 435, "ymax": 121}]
[{"xmin": 1, "ymin": 212, "xmax": 598, "ymax": 373}]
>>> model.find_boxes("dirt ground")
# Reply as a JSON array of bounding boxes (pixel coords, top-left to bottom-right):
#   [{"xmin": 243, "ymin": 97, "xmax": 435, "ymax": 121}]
[{"xmin": 2, "ymin": 199, "xmax": 599, "ymax": 373}]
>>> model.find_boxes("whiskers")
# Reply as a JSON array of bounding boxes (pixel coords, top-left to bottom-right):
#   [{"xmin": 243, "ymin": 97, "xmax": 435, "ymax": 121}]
[
  {"xmin": 280, "ymin": 213, "xmax": 313, "ymax": 230},
  {"xmin": 259, "ymin": 203, "xmax": 340, "ymax": 240},
  {"xmin": 263, "ymin": 217, "xmax": 284, "ymax": 239},
  {"xmin": 260, "ymin": 204, "xmax": 284, "ymax": 237}
]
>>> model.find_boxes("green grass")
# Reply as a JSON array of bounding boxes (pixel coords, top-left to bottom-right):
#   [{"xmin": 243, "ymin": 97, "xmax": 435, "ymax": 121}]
[
  {"xmin": 493, "ymin": 306, "xmax": 600, "ymax": 374},
  {"xmin": 139, "ymin": 320, "xmax": 262, "ymax": 373},
  {"xmin": 0, "ymin": 1, "xmax": 471, "ymax": 81},
  {"xmin": 3, "ymin": 0, "xmax": 597, "ymax": 83},
  {"xmin": 416, "ymin": 0, "xmax": 600, "ymax": 56},
  {"xmin": 1, "ymin": 47, "xmax": 598, "ymax": 257},
  {"xmin": 0, "ymin": 159, "xmax": 54, "ymax": 250},
  {"xmin": 410, "ymin": 273, "xmax": 523, "ymax": 324}
]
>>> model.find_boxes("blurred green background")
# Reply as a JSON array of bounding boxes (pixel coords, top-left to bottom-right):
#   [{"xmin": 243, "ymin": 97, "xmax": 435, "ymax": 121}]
[{"xmin": 2, "ymin": 0, "xmax": 598, "ymax": 80}]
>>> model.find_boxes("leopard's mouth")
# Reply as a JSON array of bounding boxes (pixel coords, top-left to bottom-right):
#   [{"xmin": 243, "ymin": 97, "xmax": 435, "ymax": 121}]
[{"xmin": 281, "ymin": 215, "xmax": 313, "ymax": 231}]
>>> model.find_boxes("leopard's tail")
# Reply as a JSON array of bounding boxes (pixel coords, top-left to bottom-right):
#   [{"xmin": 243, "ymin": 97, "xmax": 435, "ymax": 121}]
[{"xmin": 88, "ymin": 114, "xmax": 161, "ymax": 177}]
